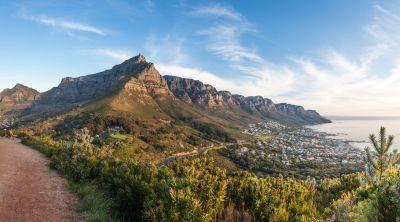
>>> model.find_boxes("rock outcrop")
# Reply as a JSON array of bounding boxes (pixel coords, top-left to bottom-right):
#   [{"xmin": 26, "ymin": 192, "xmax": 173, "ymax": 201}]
[
  {"xmin": 10, "ymin": 54, "xmax": 329, "ymax": 126},
  {"xmin": 37, "ymin": 54, "xmax": 169, "ymax": 105},
  {"xmin": 164, "ymin": 76, "xmax": 237, "ymax": 109},
  {"xmin": 164, "ymin": 76, "xmax": 330, "ymax": 124},
  {"xmin": 275, "ymin": 103, "xmax": 329, "ymax": 124},
  {"xmin": 0, "ymin": 84, "xmax": 39, "ymax": 104}
]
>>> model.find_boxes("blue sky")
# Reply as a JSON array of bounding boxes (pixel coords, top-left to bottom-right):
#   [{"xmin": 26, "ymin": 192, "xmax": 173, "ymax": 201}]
[{"xmin": 1, "ymin": 0, "xmax": 400, "ymax": 116}]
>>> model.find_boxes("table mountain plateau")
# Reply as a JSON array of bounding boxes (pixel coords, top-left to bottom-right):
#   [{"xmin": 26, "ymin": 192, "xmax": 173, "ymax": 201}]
[{"xmin": 1, "ymin": 54, "xmax": 330, "ymax": 149}]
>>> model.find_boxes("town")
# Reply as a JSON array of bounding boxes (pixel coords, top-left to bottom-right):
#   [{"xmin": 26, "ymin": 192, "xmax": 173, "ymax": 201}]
[{"xmin": 222, "ymin": 121, "xmax": 364, "ymax": 178}]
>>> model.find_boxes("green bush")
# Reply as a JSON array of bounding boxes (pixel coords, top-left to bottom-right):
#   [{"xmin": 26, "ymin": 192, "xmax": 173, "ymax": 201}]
[{"xmin": 20, "ymin": 127, "xmax": 400, "ymax": 222}]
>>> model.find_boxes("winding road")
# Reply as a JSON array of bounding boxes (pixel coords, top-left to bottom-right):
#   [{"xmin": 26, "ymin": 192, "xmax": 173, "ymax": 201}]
[{"xmin": 0, "ymin": 138, "xmax": 80, "ymax": 222}]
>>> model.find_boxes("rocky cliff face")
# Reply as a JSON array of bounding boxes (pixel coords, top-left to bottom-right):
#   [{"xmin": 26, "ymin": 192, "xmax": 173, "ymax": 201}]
[
  {"xmin": 37, "ymin": 54, "xmax": 169, "ymax": 105},
  {"xmin": 164, "ymin": 75, "xmax": 330, "ymax": 124},
  {"xmin": 0, "ymin": 84, "xmax": 39, "ymax": 104},
  {"xmin": 164, "ymin": 76, "xmax": 237, "ymax": 109},
  {"xmin": 275, "ymin": 103, "xmax": 329, "ymax": 124},
  {"xmin": 17, "ymin": 54, "xmax": 329, "ymax": 126}
]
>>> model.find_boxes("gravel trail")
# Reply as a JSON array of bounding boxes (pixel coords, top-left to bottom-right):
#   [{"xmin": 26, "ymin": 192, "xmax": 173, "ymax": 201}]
[{"xmin": 0, "ymin": 138, "xmax": 81, "ymax": 222}]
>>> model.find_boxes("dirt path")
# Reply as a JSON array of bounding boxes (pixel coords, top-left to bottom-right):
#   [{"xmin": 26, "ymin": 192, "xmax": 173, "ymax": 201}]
[{"xmin": 0, "ymin": 138, "xmax": 81, "ymax": 222}]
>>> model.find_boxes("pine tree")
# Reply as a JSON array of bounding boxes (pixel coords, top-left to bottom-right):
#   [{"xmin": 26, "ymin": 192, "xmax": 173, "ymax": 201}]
[{"xmin": 364, "ymin": 127, "xmax": 399, "ymax": 185}]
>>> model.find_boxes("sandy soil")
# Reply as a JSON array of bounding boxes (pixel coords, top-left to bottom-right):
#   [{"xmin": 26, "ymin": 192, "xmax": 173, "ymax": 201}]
[{"xmin": 0, "ymin": 138, "xmax": 81, "ymax": 222}]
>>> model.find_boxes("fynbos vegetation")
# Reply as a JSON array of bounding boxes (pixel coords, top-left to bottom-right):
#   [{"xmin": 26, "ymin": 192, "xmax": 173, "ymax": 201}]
[{"xmin": 14, "ymin": 126, "xmax": 400, "ymax": 221}]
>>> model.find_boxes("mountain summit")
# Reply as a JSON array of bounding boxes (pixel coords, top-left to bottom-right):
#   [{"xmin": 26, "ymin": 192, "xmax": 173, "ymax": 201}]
[
  {"xmin": 38, "ymin": 54, "xmax": 167, "ymax": 105},
  {"xmin": 2, "ymin": 54, "xmax": 330, "ymax": 148},
  {"xmin": 0, "ymin": 84, "xmax": 39, "ymax": 104},
  {"xmin": 28, "ymin": 54, "xmax": 328, "ymax": 124}
]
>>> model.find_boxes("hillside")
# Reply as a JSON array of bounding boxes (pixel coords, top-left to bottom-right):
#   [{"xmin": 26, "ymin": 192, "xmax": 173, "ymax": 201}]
[
  {"xmin": 4, "ymin": 55, "xmax": 389, "ymax": 222},
  {"xmin": 0, "ymin": 84, "xmax": 40, "ymax": 127},
  {"xmin": 3, "ymin": 55, "xmax": 329, "ymax": 151}
]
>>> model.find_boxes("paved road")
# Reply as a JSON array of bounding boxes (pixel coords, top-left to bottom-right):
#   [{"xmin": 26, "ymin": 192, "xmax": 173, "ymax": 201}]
[{"xmin": 0, "ymin": 138, "xmax": 81, "ymax": 222}]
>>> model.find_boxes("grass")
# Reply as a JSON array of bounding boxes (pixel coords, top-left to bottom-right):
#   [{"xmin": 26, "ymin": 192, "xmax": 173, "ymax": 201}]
[
  {"xmin": 110, "ymin": 133, "xmax": 130, "ymax": 140},
  {"xmin": 21, "ymin": 137, "xmax": 57, "ymax": 157}
]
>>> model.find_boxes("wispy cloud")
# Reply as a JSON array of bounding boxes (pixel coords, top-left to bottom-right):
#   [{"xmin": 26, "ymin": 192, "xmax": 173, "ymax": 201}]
[
  {"xmin": 181, "ymin": 3, "xmax": 400, "ymax": 116},
  {"xmin": 191, "ymin": 4, "xmax": 295, "ymax": 98},
  {"xmin": 193, "ymin": 4, "xmax": 257, "ymax": 64},
  {"xmin": 84, "ymin": 48, "xmax": 132, "ymax": 61},
  {"xmin": 19, "ymin": 10, "xmax": 106, "ymax": 36},
  {"xmin": 155, "ymin": 62, "xmax": 295, "ymax": 100},
  {"xmin": 144, "ymin": 34, "xmax": 188, "ymax": 65},
  {"xmin": 365, "ymin": 4, "xmax": 400, "ymax": 46},
  {"xmin": 190, "ymin": 4, "xmax": 243, "ymax": 21},
  {"xmin": 288, "ymin": 3, "xmax": 400, "ymax": 116},
  {"xmin": 156, "ymin": 64, "xmax": 238, "ymax": 91},
  {"xmin": 198, "ymin": 25, "xmax": 261, "ymax": 63}
]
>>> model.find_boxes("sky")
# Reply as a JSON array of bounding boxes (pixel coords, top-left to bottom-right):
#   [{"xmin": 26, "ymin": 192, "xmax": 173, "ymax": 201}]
[{"xmin": 0, "ymin": 0, "xmax": 400, "ymax": 116}]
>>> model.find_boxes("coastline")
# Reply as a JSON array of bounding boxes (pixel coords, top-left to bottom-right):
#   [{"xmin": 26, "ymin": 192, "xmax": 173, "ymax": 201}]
[{"xmin": 308, "ymin": 117, "xmax": 400, "ymax": 151}]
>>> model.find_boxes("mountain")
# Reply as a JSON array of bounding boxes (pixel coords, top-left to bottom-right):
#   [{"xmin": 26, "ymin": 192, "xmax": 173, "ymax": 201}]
[
  {"xmin": 0, "ymin": 84, "xmax": 39, "ymax": 123},
  {"xmin": 5, "ymin": 55, "xmax": 329, "ymax": 150},
  {"xmin": 164, "ymin": 75, "xmax": 330, "ymax": 125},
  {"xmin": 37, "ymin": 55, "xmax": 170, "ymax": 106},
  {"xmin": 0, "ymin": 84, "xmax": 39, "ymax": 105}
]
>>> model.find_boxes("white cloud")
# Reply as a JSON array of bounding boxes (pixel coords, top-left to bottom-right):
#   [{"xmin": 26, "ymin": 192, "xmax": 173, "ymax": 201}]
[
  {"xmin": 144, "ymin": 35, "xmax": 188, "ymax": 65},
  {"xmin": 192, "ymin": 5, "xmax": 297, "ymax": 99},
  {"xmin": 84, "ymin": 48, "xmax": 132, "ymax": 61},
  {"xmin": 365, "ymin": 4, "xmax": 400, "ymax": 46},
  {"xmin": 191, "ymin": 4, "xmax": 243, "ymax": 21},
  {"xmin": 374, "ymin": 4, "xmax": 400, "ymax": 22},
  {"xmin": 186, "ymin": 3, "xmax": 400, "ymax": 116},
  {"xmin": 198, "ymin": 25, "xmax": 261, "ymax": 63},
  {"xmin": 156, "ymin": 64, "xmax": 238, "ymax": 91},
  {"xmin": 20, "ymin": 11, "xmax": 106, "ymax": 36},
  {"xmin": 155, "ymin": 62, "xmax": 296, "ymax": 100},
  {"xmin": 290, "ymin": 47, "xmax": 400, "ymax": 116},
  {"xmin": 193, "ymin": 4, "xmax": 257, "ymax": 64}
]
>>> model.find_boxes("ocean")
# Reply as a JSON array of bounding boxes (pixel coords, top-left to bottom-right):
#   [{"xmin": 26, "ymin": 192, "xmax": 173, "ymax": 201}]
[{"xmin": 308, "ymin": 117, "xmax": 400, "ymax": 151}]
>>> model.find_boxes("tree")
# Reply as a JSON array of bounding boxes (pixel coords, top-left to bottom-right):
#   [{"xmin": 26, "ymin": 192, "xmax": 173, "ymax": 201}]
[{"xmin": 364, "ymin": 127, "xmax": 400, "ymax": 185}]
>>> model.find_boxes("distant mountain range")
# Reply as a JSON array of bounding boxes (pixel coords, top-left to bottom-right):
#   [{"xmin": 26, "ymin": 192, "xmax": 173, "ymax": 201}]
[{"xmin": 0, "ymin": 55, "xmax": 330, "ymax": 146}]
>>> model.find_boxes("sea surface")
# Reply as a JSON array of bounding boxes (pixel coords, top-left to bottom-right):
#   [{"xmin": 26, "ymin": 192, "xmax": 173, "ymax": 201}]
[{"xmin": 308, "ymin": 117, "xmax": 400, "ymax": 151}]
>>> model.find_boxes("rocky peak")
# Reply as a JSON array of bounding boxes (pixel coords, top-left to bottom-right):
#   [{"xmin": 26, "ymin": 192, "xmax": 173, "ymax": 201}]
[
  {"xmin": 244, "ymin": 96, "xmax": 274, "ymax": 106},
  {"xmin": 276, "ymin": 103, "xmax": 301, "ymax": 110},
  {"xmin": 164, "ymin": 76, "xmax": 227, "ymax": 107},
  {"xmin": 37, "ymin": 54, "xmax": 169, "ymax": 105},
  {"xmin": 0, "ymin": 84, "xmax": 39, "ymax": 104},
  {"xmin": 275, "ymin": 103, "xmax": 330, "ymax": 124},
  {"xmin": 164, "ymin": 75, "xmax": 330, "ymax": 124},
  {"xmin": 14, "ymin": 83, "xmax": 28, "ymax": 90},
  {"xmin": 25, "ymin": 54, "xmax": 330, "ymax": 125}
]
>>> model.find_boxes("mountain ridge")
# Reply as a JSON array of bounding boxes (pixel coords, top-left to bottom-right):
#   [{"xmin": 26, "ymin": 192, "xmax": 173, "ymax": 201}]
[
  {"xmin": 164, "ymin": 75, "xmax": 330, "ymax": 125},
  {"xmin": 2, "ymin": 55, "xmax": 330, "ymax": 139}
]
